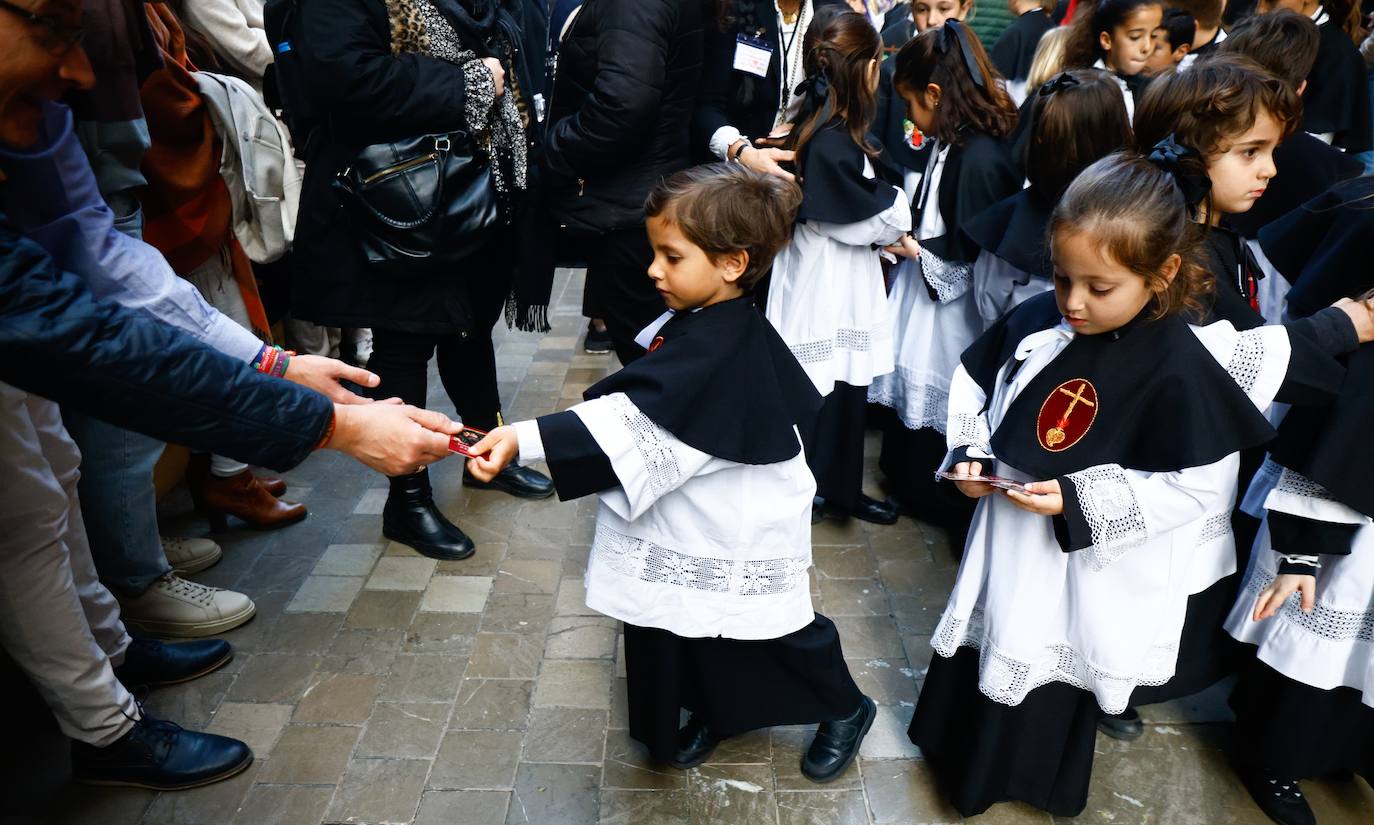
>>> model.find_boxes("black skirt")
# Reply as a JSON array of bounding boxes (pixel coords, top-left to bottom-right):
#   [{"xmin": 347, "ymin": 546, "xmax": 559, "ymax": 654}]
[
  {"xmin": 804, "ymin": 382, "xmax": 867, "ymax": 513},
  {"xmin": 874, "ymin": 411, "xmax": 975, "ymax": 538},
  {"xmin": 1129, "ymin": 573, "xmax": 1243, "ymax": 707},
  {"xmin": 909, "ymin": 646, "xmax": 1103, "ymax": 817},
  {"xmin": 624, "ymin": 614, "xmax": 864, "ymax": 763},
  {"xmin": 1231, "ymin": 656, "xmax": 1374, "ymax": 781}
]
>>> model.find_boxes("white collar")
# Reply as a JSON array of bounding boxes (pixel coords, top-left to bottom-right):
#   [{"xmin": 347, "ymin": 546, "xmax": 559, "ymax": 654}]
[
  {"xmin": 1014, "ymin": 324, "xmax": 1075, "ymax": 361},
  {"xmin": 634, "ymin": 310, "xmax": 676, "ymax": 350},
  {"xmin": 1310, "ymin": 5, "xmax": 1330, "ymax": 26}
]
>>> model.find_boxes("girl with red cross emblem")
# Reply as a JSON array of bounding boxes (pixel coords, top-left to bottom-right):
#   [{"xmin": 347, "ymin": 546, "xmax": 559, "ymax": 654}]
[{"xmin": 904, "ymin": 150, "xmax": 1374, "ymax": 818}]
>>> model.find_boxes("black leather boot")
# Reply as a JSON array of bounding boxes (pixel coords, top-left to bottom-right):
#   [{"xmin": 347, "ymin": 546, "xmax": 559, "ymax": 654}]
[
  {"xmin": 383, "ymin": 470, "xmax": 475, "ymax": 560},
  {"xmin": 670, "ymin": 715, "xmax": 719, "ymax": 769},
  {"xmin": 801, "ymin": 695, "xmax": 875, "ymax": 783},
  {"xmin": 1097, "ymin": 706, "xmax": 1145, "ymax": 741},
  {"xmin": 72, "ymin": 715, "xmax": 252, "ymax": 790}
]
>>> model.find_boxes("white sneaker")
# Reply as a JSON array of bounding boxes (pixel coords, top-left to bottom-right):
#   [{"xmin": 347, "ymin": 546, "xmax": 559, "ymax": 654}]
[
  {"xmin": 118, "ymin": 574, "xmax": 256, "ymax": 638},
  {"xmin": 160, "ymin": 536, "xmax": 222, "ymax": 575}
]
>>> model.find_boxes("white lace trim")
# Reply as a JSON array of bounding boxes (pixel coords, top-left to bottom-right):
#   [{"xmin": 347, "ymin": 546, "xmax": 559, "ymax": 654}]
[
  {"xmin": 1226, "ymin": 328, "xmax": 1266, "ymax": 394},
  {"xmin": 1243, "ymin": 568, "xmax": 1374, "ymax": 644},
  {"xmin": 947, "ymin": 412, "xmax": 991, "ymax": 454},
  {"xmin": 591, "ymin": 523, "xmax": 810, "ymax": 596},
  {"xmin": 1198, "ymin": 510, "xmax": 1233, "ymax": 545},
  {"xmin": 1275, "ymin": 468, "xmax": 1337, "ymax": 503},
  {"xmin": 1066, "ymin": 465, "xmax": 1148, "ymax": 571},
  {"xmin": 607, "ymin": 393, "xmax": 681, "ymax": 496},
  {"xmin": 868, "ymin": 366, "xmax": 950, "ymax": 433},
  {"xmin": 920, "ymin": 251, "xmax": 974, "ymax": 304},
  {"xmin": 788, "ymin": 327, "xmax": 873, "ymax": 365},
  {"xmin": 932, "ymin": 606, "xmax": 1177, "ymax": 713}
]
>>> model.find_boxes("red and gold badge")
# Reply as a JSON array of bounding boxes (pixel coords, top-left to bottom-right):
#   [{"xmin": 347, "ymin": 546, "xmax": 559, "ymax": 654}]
[
  {"xmin": 1036, "ymin": 379, "xmax": 1098, "ymax": 451},
  {"xmin": 648, "ymin": 336, "xmax": 665, "ymax": 353}
]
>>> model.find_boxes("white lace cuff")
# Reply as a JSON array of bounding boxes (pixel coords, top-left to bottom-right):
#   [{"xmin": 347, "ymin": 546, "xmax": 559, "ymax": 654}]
[{"xmin": 1061, "ymin": 465, "xmax": 1148, "ymax": 570}]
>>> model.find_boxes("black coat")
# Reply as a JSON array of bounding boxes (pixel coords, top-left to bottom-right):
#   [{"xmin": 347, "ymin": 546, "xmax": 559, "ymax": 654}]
[
  {"xmin": 694, "ymin": 0, "xmax": 848, "ymax": 162},
  {"xmin": 543, "ymin": 0, "xmax": 704, "ymax": 234},
  {"xmin": 1303, "ymin": 20, "xmax": 1373, "ymax": 154},
  {"xmin": 990, "ymin": 10, "xmax": 1053, "ymax": 83},
  {"xmin": 290, "ymin": 0, "xmax": 533, "ymax": 334}
]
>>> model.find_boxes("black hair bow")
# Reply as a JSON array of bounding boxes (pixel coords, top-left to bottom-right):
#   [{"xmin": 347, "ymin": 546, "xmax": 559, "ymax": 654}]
[
  {"xmin": 936, "ymin": 19, "xmax": 985, "ymax": 90},
  {"xmin": 1037, "ymin": 71, "xmax": 1080, "ymax": 97},
  {"xmin": 794, "ymin": 70, "xmax": 831, "ymax": 111},
  {"xmin": 1147, "ymin": 134, "xmax": 1212, "ymax": 209}
]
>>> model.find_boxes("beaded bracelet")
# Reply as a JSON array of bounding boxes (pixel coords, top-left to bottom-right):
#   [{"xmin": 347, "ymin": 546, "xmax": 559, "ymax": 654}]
[{"xmin": 252, "ymin": 344, "xmax": 295, "ymax": 379}]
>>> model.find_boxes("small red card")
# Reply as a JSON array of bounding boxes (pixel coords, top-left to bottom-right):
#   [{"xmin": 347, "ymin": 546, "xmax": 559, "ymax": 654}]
[{"xmin": 448, "ymin": 426, "xmax": 488, "ymax": 457}]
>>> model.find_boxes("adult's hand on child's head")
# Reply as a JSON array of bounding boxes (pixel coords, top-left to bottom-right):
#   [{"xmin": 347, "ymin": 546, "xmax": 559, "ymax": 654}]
[
  {"xmin": 739, "ymin": 146, "xmax": 796, "ymax": 182},
  {"xmin": 1005, "ymin": 479, "xmax": 1064, "ymax": 516},
  {"xmin": 1332, "ymin": 296, "xmax": 1374, "ymax": 344},
  {"xmin": 284, "ymin": 354, "xmax": 381, "ymax": 404},
  {"xmin": 951, "ymin": 461, "xmax": 996, "ymax": 499},
  {"xmin": 1252, "ymin": 572, "xmax": 1317, "ymax": 621},
  {"xmin": 327, "ymin": 403, "xmax": 461, "ymax": 476},
  {"xmin": 465, "ymin": 425, "xmax": 520, "ymax": 482}
]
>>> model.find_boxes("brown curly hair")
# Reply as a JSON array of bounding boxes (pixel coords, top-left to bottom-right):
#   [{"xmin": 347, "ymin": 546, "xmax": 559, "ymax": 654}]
[{"xmin": 1051, "ymin": 152, "xmax": 1214, "ymax": 320}]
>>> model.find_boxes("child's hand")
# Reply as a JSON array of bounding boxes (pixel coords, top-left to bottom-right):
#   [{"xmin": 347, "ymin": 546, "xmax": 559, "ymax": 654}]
[
  {"xmin": 884, "ymin": 234, "xmax": 921, "ymax": 260},
  {"xmin": 951, "ymin": 461, "xmax": 996, "ymax": 499},
  {"xmin": 465, "ymin": 425, "xmax": 519, "ymax": 482},
  {"xmin": 1004, "ymin": 479, "xmax": 1064, "ymax": 515},
  {"xmin": 1252, "ymin": 573, "xmax": 1317, "ymax": 621}
]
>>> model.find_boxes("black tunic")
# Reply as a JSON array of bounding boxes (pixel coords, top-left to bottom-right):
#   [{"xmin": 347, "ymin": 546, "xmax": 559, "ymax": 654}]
[
  {"xmin": 989, "ymin": 10, "xmax": 1054, "ymax": 82},
  {"xmin": 1303, "ymin": 19, "xmax": 1373, "ymax": 153},
  {"xmin": 914, "ymin": 132, "xmax": 1022, "ymax": 263}
]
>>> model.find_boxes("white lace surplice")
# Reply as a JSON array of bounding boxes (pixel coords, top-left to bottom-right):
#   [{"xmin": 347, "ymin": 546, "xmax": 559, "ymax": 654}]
[
  {"xmin": 1226, "ymin": 460, "xmax": 1374, "ymax": 707},
  {"xmin": 517, "ymin": 393, "xmax": 818, "ymax": 641},
  {"xmin": 932, "ymin": 319, "xmax": 1292, "ymax": 713},
  {"xmin": 766, "ymin": 156, "xmax": 908, "ymax": 397}
]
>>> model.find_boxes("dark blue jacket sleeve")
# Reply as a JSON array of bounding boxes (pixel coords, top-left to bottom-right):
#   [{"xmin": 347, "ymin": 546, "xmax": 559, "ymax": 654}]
[{"xmin": 0, "ymin": 217, "xmax": 334, "ymax": 470}]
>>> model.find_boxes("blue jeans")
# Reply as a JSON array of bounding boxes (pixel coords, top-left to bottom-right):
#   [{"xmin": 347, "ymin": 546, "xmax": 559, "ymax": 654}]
[{"xmin": 60, "ymin": 411, "xmax": 172, "ymax": 597}]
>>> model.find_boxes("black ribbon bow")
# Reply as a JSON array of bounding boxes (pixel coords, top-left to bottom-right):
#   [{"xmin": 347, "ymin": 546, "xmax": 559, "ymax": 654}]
[
  {"xmin": 936, "ymin": 19, "xmax": 985, "ymax": 90},
  {"xmin": 1147, "ymin": 134, "xmax": 1212, "ymax": 209},
  {"xmin": 1037, "ymin": 71, "xmax": 1080, "ymax": 97}
]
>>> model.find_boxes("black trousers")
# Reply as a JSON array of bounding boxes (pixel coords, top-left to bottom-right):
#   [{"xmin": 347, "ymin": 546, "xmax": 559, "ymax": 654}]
[
  {"xmin": 624, "ymin": 615, "xmax": 863, "ymax": 763},
  {"xmin": 368, "ymin": 271, "xmax": 508, "ymax": 432},
  {"xmin": 585, "ymin": 227, "xmax": 666, "ymax": 365}
]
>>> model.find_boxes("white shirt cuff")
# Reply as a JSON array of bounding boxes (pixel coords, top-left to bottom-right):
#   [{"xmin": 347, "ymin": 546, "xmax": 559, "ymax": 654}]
[
  {"xmin": 709, "ymin": 126, "xmax": 745, "ymax": 161},
  {"xmin": 513, "ymin": 419, "xmax": 546, "ymax": 464}
]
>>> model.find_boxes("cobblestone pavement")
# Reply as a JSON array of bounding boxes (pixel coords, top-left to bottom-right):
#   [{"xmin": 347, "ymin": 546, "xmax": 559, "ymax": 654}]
[{"xmin": 22, "ymin": 271, "xmax": 1374, "ymax": 825}]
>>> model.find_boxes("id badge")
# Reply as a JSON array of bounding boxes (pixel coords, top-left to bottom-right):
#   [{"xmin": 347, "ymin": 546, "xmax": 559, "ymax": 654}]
[{"xmin": 733, "ymin": 33, "xmax": 773, "ymax": 78}]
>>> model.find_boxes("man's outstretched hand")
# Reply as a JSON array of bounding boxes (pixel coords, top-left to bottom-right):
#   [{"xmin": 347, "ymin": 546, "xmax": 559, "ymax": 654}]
[
  {"xmin": 327, "ymin": 403, "xmax": 461, "ymax": 475},
  {"xmin": 285, "ymin": 354, "xmax": 381, "ymax": 404}
]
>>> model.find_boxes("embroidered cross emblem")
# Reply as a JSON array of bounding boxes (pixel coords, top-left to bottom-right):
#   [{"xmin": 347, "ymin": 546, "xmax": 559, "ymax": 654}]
[{"xmin": 1037, "ymin": 378, "xmax": 1099, "ymax": 451}]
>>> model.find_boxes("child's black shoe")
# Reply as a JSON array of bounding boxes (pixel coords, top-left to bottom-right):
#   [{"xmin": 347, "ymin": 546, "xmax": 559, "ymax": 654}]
[{"xmin": 801, "ymin": 695, "xmax": 875, "ymax": 783}]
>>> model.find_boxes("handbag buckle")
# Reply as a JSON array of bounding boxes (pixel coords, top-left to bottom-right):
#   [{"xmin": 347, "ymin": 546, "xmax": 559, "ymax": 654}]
[{"xmin": 434, "ymin": 136, "xmax": 451, "ymax": 152}]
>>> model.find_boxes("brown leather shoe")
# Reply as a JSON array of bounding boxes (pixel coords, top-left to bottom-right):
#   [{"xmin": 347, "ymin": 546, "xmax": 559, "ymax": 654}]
[
  {"xmin": 189, "ymin": 468, "xmax": 307, "ymax": 532},
  {"xmin": 255, "ymin": 475, "xmax": 287, "ymax": 497}
]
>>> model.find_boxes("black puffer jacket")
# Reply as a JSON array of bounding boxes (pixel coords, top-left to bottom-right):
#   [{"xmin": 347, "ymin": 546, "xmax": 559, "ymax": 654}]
[{"xmin": 543, "ymin": 0, "xmax": 704, "ymax": 234}]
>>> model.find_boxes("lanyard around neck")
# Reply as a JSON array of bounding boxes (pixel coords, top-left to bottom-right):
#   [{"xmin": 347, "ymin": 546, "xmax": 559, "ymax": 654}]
[{"xmin": 777, "ymin": 2, "xmax": 808, "ymax": 119}]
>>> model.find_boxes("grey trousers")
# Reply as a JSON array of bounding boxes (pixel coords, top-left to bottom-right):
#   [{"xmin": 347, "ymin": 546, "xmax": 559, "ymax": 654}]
[{"xmin": 0, "ymin": 382, "xmax": 138, "ymax": 746}]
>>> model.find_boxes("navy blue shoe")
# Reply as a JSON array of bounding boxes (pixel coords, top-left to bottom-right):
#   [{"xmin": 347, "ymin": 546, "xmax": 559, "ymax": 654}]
[
  {"xmin": 71, "ymin": 715, "xmax": 252, "ymax": 791},
  {"xmin": 114, "ymin": 637, "xmax": 233, "ymax": 689}
]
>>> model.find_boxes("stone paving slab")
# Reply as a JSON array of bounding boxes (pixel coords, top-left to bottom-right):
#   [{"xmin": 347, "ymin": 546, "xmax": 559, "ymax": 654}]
[{"xmin": 18, "ymin": 270, "xmax": 1374, "ymax": 825}]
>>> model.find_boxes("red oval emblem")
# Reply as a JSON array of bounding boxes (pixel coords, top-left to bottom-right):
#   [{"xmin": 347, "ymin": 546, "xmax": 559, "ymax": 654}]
[
  {"xmin": 1036, "ymin": 378, "xmax": 1098, "ymax": 452},
  {"xmin": 648, "ymin": 336, "xmax": 665, "ymax": 353}
]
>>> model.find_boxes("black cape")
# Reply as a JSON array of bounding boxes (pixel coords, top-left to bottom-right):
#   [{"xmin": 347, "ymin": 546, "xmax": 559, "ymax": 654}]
[
  {"xmin": 874, "ymin": 59, "xmax": 929, "ymax": 175},
  {"xmin": 796, "ymin": 122, "xmax": 899, "ymax": 225},
  {"xmin": 914, "ymin": 132, "xmax": 1022, "ymax": 263},
  {"xmin": 1225, "ymin": 132, "xmax": 1365, "ymax": 238},
  {"xmin": 1303, "ymin": 21, "xmax": 1373, "ymax": 154},
  {"xmin": 989, "ymin": 10, "xmax": 1054, "ymax": 82},
  {"xmin": 961, "ymin": 186, "xmax": 1054, "ymax": 279},
  {"xmin": 584, "ymin": 296, "xmax": 823, "ymax": 465},
  {"xmin": 1199, "ymin": 226, "xmax": 1266, "ymax": 325},
  {"xmin": 1272, "ymin": 343, "xmax": 1374, "ymax": 519},
  {"xmin": 961, "ymin": 292, "xmax": 1276, "ymax": 480},
  {"xmin": 1258, "ymin": 176, "xmax": 1374, "ymax": 319}
]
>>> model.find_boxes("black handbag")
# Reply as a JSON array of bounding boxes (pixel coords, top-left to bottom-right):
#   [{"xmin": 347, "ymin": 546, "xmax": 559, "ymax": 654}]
[{"xmin": 332, "ymin": 131, "xmax": 503, "ymax": 277}]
